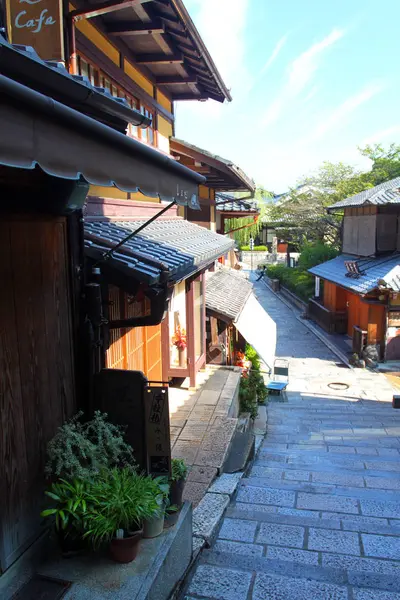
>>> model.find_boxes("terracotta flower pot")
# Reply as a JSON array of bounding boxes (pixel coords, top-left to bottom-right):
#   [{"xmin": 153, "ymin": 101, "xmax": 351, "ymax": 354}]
[
  {"xmin": 169, "ymin": 479, "xmax": 185, "ymax": 508},
  {"xmin": 110, "ymin": 531, "xmax": 142, "ymax": 563}
]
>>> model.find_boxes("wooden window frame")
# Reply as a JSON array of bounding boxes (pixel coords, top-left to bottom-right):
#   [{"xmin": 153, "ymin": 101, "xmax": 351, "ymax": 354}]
[{"xmin": 77, "ymin": 53, "xmax": 156, "ymax": 147}]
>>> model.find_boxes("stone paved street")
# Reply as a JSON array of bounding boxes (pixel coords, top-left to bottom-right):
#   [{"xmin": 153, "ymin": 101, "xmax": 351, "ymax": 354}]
[{"xmin": 184, "ymin": 276, "xmax": 400, "ymax": 600}]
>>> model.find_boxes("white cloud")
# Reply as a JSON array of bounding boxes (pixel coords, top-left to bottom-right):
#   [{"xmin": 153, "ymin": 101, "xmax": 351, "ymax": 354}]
[
  {"xmin": 309, "ymin": 83, "xmax": 383, "ymax": 141},
  {"xmin": 260, "ymin": 33, "xmax": 289, "ymax": 75},
  {"xmin": 183, "ymin": 0, "xmax": 250, "ymax": 92},
  {"xmin": 262, "ymin": 28, "xmax": 345, "ymax": 128},
  {"xmin": 361, "ymin": 125, "xmax": 400, "ymax": 146}
]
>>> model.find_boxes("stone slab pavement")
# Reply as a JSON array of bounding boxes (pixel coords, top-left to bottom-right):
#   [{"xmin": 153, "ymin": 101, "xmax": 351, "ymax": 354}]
[
  {"xmin": 169, "ymin": 365, "xmax": 241, "ymax": 507},
  {"xmin": 182, "ymin": 275, "xmax": 400, "ymax": 600}
]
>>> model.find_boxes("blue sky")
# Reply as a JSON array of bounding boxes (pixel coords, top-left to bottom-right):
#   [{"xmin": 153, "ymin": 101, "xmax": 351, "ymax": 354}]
[{"xmin": 175, "ymin": 0, "xmax": 400, "ymax": 194}]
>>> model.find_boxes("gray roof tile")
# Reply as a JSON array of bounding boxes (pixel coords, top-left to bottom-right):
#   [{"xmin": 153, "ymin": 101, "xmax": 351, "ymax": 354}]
[
  {"xmin": 329, "ymin": 177, "xmax": 400, "ymax": 210},
  {"xmin": 206, "ymin": 267, "xmax": 253, "ymax": 320},
  {"xmin": 85, "ymin": 218, "xmax": 234, "ymax": 285},
  {"xmin": 216, "ymin": 193, "xmax": 259, "ymax": 213},
  {"xmin": 309, "ymin": 253, "xmax": 400, "ymax": 294}
]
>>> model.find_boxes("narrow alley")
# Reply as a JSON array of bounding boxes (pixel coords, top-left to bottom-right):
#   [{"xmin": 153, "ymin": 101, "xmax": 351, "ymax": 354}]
[{"xmin": 184, "ymin": 277, "xmax": 400, "ymax": 600}]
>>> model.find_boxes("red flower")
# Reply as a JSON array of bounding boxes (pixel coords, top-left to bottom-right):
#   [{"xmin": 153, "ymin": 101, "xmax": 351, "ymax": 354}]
[{"xmin": 172, "ymin": 326, "xmax": 187, "ymax": 350}]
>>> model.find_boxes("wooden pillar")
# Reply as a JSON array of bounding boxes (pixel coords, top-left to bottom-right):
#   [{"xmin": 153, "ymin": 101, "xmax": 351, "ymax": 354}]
[{"xmin": 186, "ymin": 280, "xmax": 196, "ymax": 387}]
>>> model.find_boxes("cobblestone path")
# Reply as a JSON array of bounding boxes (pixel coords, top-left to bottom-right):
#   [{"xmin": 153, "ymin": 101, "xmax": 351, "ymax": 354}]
[{"xmin": 184, "ymin": 277, "xmax": 400, "ymax": 600}]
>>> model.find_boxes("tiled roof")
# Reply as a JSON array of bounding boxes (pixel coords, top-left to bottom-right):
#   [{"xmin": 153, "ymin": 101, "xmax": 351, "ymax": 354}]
[
  {"xmin": 85, "ymin": 219, "xmax": 234, "ymax": 285},
  {"xmin": 329, "ymin": 177, "xmax": 400, "ymax": 210},
  {"xmin": 0, "ymin": 35, "xmax": 149, "ymax": 129},
  {"xmin": 216, "ymin": 193, "xmax": 259, "ymax": 213},
  {"xmin": 206, "ymin": 267, "xmax": 253, "ymax": 321},
  {"xmin": 309, "ymin": 253, "xmax": 400, "ymax": 294}
]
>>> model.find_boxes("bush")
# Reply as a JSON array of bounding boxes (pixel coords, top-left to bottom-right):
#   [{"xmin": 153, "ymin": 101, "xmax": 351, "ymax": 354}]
[
  {"xmin": 266, "ymin": 264, "xmax": 314, "ymax": 302},
  {"xmin": 45, "ymin": 411, "xmax": 135, "ymax": 480},
  {"xmin": 240, "ymin": 245, "xmax": 267, "ymax": 251},
  {"xmin": 297, "ymin": 241, "xmax": 338, "ymax": 271}
]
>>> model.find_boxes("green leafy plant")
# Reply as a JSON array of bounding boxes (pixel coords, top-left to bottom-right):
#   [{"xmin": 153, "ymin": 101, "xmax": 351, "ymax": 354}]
[
  {"xmin": 171, "ymin": 458, "xmax": 188, "ymax": 482},
  {"xmin": 239, "ymin": 376, "xmax": 259, "ymax": 420},
  {"xmin": 41, "ymin": 478, "xmax": 91, "ymax": 535},
  {"xmin": 82, "ymin": 468, "xmax": 161, "ymax": 548},
  {"xmin": 45, "ymin": 411, "xmax": 135, "ymax": 480}
]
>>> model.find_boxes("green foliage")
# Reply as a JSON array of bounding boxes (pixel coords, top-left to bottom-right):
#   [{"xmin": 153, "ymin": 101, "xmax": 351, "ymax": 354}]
[
  {"xmin": 239, "ymin": 345, "xmax": 268, "ymax": 417},
  {"xmin": 240, "ymin": 245, "xmax": 267, "ymax": 251},
  {"xmin": 297, "ymin": 241, "xmax": 338, "ymax": 271},
  {"xmin": 266, "ymin": 264, "xmax": 314, "ymax": 302},
  {"xmin": 82, "ymin": 469, "xmax": 161, "ymax": 547},
  {"xmin": 245, "ymin": 344, "xmax": 261, "ymax": 371},
  {"xmin": 45, "ymin": 411, "xmax": 135, "ymax": 480},
  {"xmin": 239, "ymin": 376, "xmax": 259, "ymax": 419},
  {"xmin": 265, "ymin": 242, "xmax": 338, "ymax": 302},
  {"xmin": 171, "ymin": 458, "xmax": 187, "ymax": 482},
  {"xmin": 224, "ymin": 186, "xmax": 273, "ymax": 246},
  {"xmin": 267, "ymin": 144, "xmax": 400, "ymax": 250},
  {"xmin": 42, "ymin": 468, "xmax": 174, "ymax": 548},
  {"xmin": 41, "ymin": 478, "xmax": 91, "ymax": 534}
]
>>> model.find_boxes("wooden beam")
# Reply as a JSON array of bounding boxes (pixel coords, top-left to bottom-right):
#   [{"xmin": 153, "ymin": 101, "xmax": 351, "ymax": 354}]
[
  {"xmin": 156, "ymin": 75, "xmax": 198, "ymax": 85},
  {"xmin": 107, "ymin": 19, "xmax": 165, "ymax": 35},
  {"xmin": 152, "ymin": 32, "xmax": 175, "ymax": 54},
  {"xmin": 71, "ymin": 0, "xmax": 151, "ymax": 20},
  {"xmin": 135, "ymin": 52, "xmax": 184, "ymax": 64},
  {"xmin": 171, "ymin": 93, "xmax": 208, "ymax": 101}
]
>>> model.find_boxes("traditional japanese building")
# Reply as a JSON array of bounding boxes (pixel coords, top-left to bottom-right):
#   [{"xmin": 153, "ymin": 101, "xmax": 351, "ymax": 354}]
[
  {"xmin": 308, "ymin": 177, "xmax": 400, "ymax": 360},
  {"xmin": 0, "ymin": 0, "xmax": 236, "ymax": 587}
]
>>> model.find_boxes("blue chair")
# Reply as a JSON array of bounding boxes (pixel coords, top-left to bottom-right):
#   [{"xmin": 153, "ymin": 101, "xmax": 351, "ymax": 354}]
[{"xmin": 265, "ymin": 359, "xmax": 289, "ymax": 395}]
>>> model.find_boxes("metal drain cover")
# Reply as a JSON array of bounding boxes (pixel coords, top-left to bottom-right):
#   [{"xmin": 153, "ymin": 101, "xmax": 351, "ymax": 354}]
[{"xmin": 328, "ymin": 382, "xmax": 349, "ymax": 390}]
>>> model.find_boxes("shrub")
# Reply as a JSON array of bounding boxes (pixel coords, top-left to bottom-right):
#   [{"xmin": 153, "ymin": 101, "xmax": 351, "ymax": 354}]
[
  {"xmin": 265, "ymin": 265, "xmax": 314, "ymax": 302},
  {"xmin": 239, "ymin": 345, "xmax": 268, "ymax": 416},
  {"xmin": 240, "ymin": 245, "xmax": 267, "ymax": 251},
  {"xmin": 297, "ymin": 241, "xmax": 338, "ymax": 271},
  {"xmin": 45, "ymin": 411, "xmax": 135, "ymax": 480}
]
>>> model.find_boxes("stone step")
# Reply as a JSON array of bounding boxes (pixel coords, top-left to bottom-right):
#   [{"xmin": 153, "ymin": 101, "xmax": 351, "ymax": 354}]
[
  {"xmin": 226, "ymin": 504, "xmax": 400, "ymax": 536},
  {"xmin": 255, "ymin": 455, "xmax": 400, "ymax": 477},
  {"xmin": 240, "ymin": 477, "xmax": 400, "ymax": 501},
  {"xmin": 198, "ymin": 549, "xmax": 400, "ymax": 596},
  {"xmin": 248, "ymin": 465, "xmax": 400, "ymax": 488}
]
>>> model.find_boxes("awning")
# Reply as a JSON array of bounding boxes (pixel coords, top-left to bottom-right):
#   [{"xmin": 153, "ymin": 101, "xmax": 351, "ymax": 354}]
[
  {"xmin": 84, "ymin": 218, "xmax": 234, "ymax": 286},
  {"xmin": 235, "ymin": 292, "xmax": 276, "ymax": 371},
  {"xmin": 0, "ymin": 74, "xmax": 204, "ymax": 208}
]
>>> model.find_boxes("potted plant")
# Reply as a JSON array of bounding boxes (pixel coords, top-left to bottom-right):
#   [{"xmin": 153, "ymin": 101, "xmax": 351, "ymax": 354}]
[
  {"xmin": 83, "ymin": 468, "xmax": 160, "ymax": 562},
  {"xmin": 142, "ymin": 477, "xmax": 177, "ymax": 538},
  {"xmin": 41, "ymin": 478, "xmax": 91, "ymax": 556},
  {"xmin": 42, "ymin": 468, "xmax": 161, "ymax": 563},
  {"xmin": 169, "ymin": 459, "xmax": 187, "ymax": 508},
  {"xmin": 172, "ymin": 326, "xmax": 187, "ymax": 367},
  {"xmin": 45, "ymin": 411, "xmax": 135, "ymax": 482}
]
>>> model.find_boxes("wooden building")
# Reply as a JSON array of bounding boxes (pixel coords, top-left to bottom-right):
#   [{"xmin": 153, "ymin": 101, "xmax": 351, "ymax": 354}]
[
  {"xmin": 308, "ymin": 177, "xmax": 400, "ymax": 360},
  {"xmin": 205, "ymin": 266, "xmax": 276, "ymax": 370},
  {"xmin": 0, "ymin": 0, "xmax": 233, "ymax": 584},
  {"xmin": 170, "ymin": 139, "xmax": 256, "ymax": 233}
]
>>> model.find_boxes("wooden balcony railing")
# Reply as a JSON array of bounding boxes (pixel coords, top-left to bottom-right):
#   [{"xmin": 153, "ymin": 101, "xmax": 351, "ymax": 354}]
[{"xmin": 308, "ymin": 298, "xmax": 348, "ymax": 334}]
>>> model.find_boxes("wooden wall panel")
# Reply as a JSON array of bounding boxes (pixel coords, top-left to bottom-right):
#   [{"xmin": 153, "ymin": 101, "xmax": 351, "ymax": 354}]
[
  {"xmin": 357, "ymin": 215, "xmax": 376, "ymax": 256},
  {"xmin": 0, "ymin": 217, "xmax": 76, "ymax": 571},
  {"xmin": 377, "ymin": 214, "xmax": 397, "ymax": 252},
  {"xmin": 106, "ymin": 287, "xmax": 162, "ymax": 381}
]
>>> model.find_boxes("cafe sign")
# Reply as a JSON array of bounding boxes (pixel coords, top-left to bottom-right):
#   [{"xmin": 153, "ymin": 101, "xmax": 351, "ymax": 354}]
[{"xmin": 7, "ymin": 0, "xmax": 64, "ymax": 61}]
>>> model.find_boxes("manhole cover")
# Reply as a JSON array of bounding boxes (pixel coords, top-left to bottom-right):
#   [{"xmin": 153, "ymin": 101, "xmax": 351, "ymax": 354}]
[{"xmin": 328, "ymin": 382, "xmax": 349, "ymax": 391}]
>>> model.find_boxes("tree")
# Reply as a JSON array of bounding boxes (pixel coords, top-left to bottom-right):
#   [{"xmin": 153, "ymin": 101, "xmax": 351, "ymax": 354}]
[
  {"xmin": 224, "ymin": 186, "xmax": 272, "ymax": 246},
  {"xmin": 266, "ymin": 144, "xmax": 400, "ymax": 250}
]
